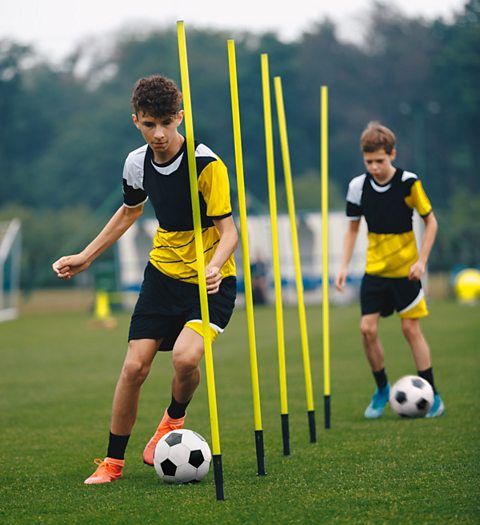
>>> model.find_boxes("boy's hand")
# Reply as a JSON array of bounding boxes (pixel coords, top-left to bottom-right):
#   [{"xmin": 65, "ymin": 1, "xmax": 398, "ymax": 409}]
[
  {"xmin": 205, "ymin": 265, "xmax": 222, "ymax": 294},
  {"xmin": 52, "ymin": 254, "xmax": 90, "ymax": 280},
  {"xmin": 335, "ymin": 268, "xmax": 348, "ymax": 291},
  {"xmin": 408, "ymin": 260, "xmax": 425, "ymax": 281}
]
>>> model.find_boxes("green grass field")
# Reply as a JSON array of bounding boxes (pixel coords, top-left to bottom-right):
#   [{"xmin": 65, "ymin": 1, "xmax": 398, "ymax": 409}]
[{"xmin": 1, "ymin": 298, "xmax": 479, "ymax": 524}]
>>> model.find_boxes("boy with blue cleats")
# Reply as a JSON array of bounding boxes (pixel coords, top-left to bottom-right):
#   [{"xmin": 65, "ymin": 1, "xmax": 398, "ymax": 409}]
[
  {"xmin": 335, "ymin": 122, "xmax": 445, "ymax": 420},
  {"xmin": 364, "ymin": 384, "xmax": 391, "ymax": 419}
]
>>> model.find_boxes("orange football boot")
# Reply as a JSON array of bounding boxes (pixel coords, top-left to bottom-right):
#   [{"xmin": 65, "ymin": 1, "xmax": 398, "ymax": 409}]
[
  {"xmin": 84, "ymin": 457, "xmax": 124, "ymax": 485},
  {"xmin": 143, "ymin": 409, "xmax": 186, "ymax": 466}
]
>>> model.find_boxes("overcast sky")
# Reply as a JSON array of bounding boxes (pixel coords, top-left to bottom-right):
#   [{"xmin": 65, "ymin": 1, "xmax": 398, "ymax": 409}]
[{"xmin": 0, "ymin": 0, "xmax": 467, "ymax": 62}]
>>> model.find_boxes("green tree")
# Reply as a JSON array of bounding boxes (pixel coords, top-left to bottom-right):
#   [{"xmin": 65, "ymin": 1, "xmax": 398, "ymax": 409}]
[
  {"xmin": 2, "ymin": 1, "xmax": 479, "ymax": 289},
  {"xmin": 433, "ymin": 189, "xmax": 480, "ymax": 271},
  {"xmin": 430, "ymin": 0, "xmax": 480, "ymax": 201},
  {"xmin": 0, "ymin": 204, "xmax": 109, "ymax": 289}
]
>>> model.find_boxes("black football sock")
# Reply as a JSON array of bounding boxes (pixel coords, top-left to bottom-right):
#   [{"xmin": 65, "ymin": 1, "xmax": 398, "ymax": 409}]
[
  {"xmin": 167, "ymin": 395, "xmax": 190, "ymax": 419},
  {"xmin": 107, "ymin": 432, "xmax": 130, "ymax": 460},
  {"xmin": 372, "ymin": 368, "xmax": 388, "ymax": 390},
  {"xmin": 418, "ymin": 367, "xmax": 437, "ymax": 394}
]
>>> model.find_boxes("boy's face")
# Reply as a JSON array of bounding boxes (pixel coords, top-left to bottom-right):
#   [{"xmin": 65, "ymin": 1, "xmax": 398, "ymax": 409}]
[
  {"xmin": 363, "ymin": 148, "xmax": 396, "ymax": 182},
  {"xmin": 132, "ymin": 110, "xmax": 184, "ymax": 159}
]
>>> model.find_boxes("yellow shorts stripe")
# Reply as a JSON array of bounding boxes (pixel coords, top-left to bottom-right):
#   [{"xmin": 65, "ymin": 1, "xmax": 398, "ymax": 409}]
[
  {"xmin": 185, "ymin": 320, "xmax": 221, "ymax": 342},
  {"xmin": 399, "ymin": 296, "xmax": 429, "ymax": 319}
]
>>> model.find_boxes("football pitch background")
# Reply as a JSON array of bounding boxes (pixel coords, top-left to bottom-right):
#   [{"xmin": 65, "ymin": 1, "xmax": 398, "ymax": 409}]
[{"xmin": 1, "ymin": 299, "xmax": 478, "ymax": 524}]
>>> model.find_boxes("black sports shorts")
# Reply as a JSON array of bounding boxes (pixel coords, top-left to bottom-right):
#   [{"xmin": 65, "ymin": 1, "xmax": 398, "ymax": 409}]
[
  {"xmin": 360, "ymin": 273, "xmax": 425, "ymax": 318},
  {"xmin": 129, "ymin": 262, "xmax": 237, "ymax": 350}
]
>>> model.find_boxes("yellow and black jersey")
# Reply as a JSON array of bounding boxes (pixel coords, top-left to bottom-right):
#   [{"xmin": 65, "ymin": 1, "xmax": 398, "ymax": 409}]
[
  {"xmin": 122, "ymin": 139, "xmax": 236, "ymax": 283},
  {"xmin": 346, "ymin": 168, "xmax": 432, "ymax": 278}
]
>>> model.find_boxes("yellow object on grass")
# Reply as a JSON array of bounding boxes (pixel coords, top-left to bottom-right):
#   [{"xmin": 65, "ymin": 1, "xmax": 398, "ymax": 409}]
[{"xmin": 455, "ymin": 268, "xmax": 480, "ymax": 303}]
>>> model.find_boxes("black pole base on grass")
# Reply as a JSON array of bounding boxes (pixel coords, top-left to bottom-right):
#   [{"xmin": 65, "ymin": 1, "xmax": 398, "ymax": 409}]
[
  {"xmin": 254, "ymin": 430, "xmax": 266, "ymax": 475},
  {"xmin": 212, "ymin": 454, "xmax": 224, "ymax": 501},
  {"xmin": 307, "ymin": 410, "xmax": 317, "ymax": 443},
  {"xmin": 324, "ymin": 395, "xmax": 331, "ymax": 429},
  {"xmin": 281, "ymin": 413, "xmax": 290, "ymax": 456}
]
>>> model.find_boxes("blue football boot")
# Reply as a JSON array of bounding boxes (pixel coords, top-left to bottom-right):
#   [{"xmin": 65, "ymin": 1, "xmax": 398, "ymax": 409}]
[
  {"xmin": 425, "ymin": 393, "xmax": 445, "ymax": 418},
  {"xmin": 364, "ymin": 384, "xmax": 390, "ymax": 419}
]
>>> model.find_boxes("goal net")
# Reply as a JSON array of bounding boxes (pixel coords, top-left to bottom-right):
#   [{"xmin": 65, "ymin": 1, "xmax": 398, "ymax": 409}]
[{"xmin": 0, "ymin": 219, "xmax": 22, "ymax": 322}]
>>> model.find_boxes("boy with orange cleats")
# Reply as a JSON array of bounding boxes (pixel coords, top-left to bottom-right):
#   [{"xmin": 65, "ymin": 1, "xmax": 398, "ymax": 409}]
[
  {"xmin": 53, "ymin": 75, "xmax": 237, "ymax": 485},
  {"xmin": 84, "ymin": 458, "xmax": 125, "ymax": 485},
  {"xmin": 142, "ymin": 410, "xmax": 186, "ymax": 466}
]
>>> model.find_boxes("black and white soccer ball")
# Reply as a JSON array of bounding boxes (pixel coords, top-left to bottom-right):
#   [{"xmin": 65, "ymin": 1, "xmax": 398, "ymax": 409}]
[
  {"xmin": 389, "ymin": 375, "xmax": 434, "ymax": 418},
  {"xmin": 154, "ymin": 429, "xmax": 212, "ymax": 483}
]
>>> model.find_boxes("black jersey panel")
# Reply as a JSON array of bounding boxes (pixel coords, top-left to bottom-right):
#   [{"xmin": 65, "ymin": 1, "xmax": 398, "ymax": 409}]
[
  {"xmin": 143, "ymin": 146, "xmax": 214, "ymax": 231},
  {"xmin": 361, "ymin": 169, "xmax": 414, "ymax": 234},
  {"xmin": 346, "ymin": 201, "xmax": 362, "ymax": 218},
  {"xmin": 123, "ymin": 179, "xmax": 148, "ymax": 207}
]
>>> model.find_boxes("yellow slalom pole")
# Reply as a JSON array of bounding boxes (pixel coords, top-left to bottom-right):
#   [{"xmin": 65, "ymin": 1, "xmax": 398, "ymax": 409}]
[
  {"xmin": 228, "ymin": 40, "xmax": 266, "ymax": 475},
  {"xmin": 274, "ymin": 77, "xmax": 316, "ymax": 444},
  {"xmin": 261, "ymin": 54, "xmax": 290, "ymax": 456},
  {"xmin": 177, "ymin": 20, "xmax": 224, "ymax": 500},
  {"xmin": 321, "ymin": 85, "xmax": 331, "ymax": 429}
]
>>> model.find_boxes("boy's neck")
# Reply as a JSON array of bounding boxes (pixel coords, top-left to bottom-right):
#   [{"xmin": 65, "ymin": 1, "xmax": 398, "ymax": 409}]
[
  {"xmin": 152, "ymin": 134, "xmax": 185, "ymax": 164},
  {"xmin": 371, "ymin": 165, "xmax": 396, "ymax": 185}
]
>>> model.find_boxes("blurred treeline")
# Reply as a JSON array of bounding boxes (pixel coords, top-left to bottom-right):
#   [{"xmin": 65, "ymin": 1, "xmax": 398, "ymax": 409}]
[{"xmin": 0, "ymin": 1, "xmax": 478, "ymax": 289}]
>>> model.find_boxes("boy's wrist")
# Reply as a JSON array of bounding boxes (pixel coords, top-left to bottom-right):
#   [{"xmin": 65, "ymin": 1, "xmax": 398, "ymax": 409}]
[{"xmin": 80, "ymin": 249, "xmax": 94, "ymax": 265}]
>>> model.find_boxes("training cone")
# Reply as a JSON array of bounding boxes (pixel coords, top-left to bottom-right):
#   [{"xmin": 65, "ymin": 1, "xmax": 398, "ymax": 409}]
[{"xmin": 89, "ymin": 290, "xmax": 117, "ymax": 329}]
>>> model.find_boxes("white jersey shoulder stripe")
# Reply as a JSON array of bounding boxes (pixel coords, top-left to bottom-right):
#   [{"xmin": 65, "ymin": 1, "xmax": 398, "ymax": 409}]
[
  {"xmin": 123, "ymin": 142, "xmax": 219, "ymax": 182},
  {"xmin": 346, "ymin": 174, "xmax": 366, "ymax": 205},
  {"xmin": 123, "ymin": 144, "xmax": 148, "ymax": 189},
  {"xmin": 151, "ymin": 142, "xmax": 218, "ymax": 176},
  {"xmin": 195, "ymin": 143, "xmax": 218, "ymax": 159},
  {"xmin": 401, "ymin": 170, "xmax": 418, "ymax": 182}
]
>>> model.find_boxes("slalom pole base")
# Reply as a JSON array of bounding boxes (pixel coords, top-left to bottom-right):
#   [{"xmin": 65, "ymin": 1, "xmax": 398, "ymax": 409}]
[
  {"xmin": 254, "ymin": 430, "xmax": 266, "ymax": 475},
  {"xmin": 324, "ymin": 395, "xmax": 331, "ymax": 429},
  {"xmin": 307, "ymin": 410, "xmax": 317, "ymax": 443},
  {"xmin": 212, "ymin": 454, "xmax": 225, "ymax": 501},
  {"xmin": 281, "ymin": 413, "xmax": 290, "ymax": 456}
]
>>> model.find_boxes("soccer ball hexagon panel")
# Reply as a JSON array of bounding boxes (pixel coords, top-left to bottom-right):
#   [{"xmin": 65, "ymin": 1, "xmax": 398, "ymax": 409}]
[
  {"xmin": 389, "ymin": 375, "xmax": 434, "ymax": 418},
  {"xmin": 154, "ymin": 429, "xmax": 212, "ymax": 483}
]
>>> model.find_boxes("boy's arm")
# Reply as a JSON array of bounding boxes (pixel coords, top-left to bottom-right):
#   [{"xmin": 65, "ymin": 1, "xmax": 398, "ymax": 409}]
[
  {"xmin": 409, "ymin": 211, "xmax": 438, "ymax": 281},
  {"xmin": 205, "ymin": 215, "xmax": 238, "ymax": 294},
  {"xmin": 335, "ymin": 219, "xmax": 360, "ymax": 291},
  {"xmin": 52, "ymin": 204, "xmax": 144, "ymax": 280}
]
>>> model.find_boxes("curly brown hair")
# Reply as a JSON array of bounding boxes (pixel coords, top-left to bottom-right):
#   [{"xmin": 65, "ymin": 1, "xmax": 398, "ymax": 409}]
[
  {"xmin": 131, "ymin": 75, "xmax": 182, "ymax": 117},
  {"xmin": 360, "ymin": 121, "xmax": 396, "ymax": 154}
]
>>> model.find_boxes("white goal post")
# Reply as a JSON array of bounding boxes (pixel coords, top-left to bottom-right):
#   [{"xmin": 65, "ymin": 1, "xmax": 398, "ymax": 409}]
[{"xmin": 0, "ymin": 219, "xmax": 22, "ymax": 322}]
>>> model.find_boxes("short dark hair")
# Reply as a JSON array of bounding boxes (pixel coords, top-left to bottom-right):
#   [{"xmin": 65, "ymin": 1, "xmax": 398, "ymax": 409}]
[
  {"xmin": 360, "ymin": 121, "xmax": 396, "ymax": 154},
  {"xmin": 131, "ymin": 75, "xmax": 182, "ymax": 117}
]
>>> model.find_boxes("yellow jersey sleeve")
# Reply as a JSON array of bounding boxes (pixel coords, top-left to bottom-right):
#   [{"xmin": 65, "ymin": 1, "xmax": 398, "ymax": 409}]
[
  {"xmin": 198, "ymin": 159, "xmax": 232, "ymax": 218},
  {"xmin": 405, "ymin": 180, "xmax": 432, "ymax": 217}
]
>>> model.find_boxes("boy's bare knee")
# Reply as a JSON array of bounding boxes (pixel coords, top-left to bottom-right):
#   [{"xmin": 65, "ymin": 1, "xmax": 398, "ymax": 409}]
[
  {"xmin": 360, "ymin": 319, "xmax": 378, "ymax": 340},
  {"xmin": 122, "ymin": 351, "xmax": 151, "ymax": 384},
  {"xmin": 121, "ymin": 358, "xmax": 150, "ymax": 385},
  {"xmin": 401, "ymin": 318, "xmax": 420, "ymax": 340},
  {"xmin": 172, "ymin": 345, "xmax": 203, "ymax": 374}
]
